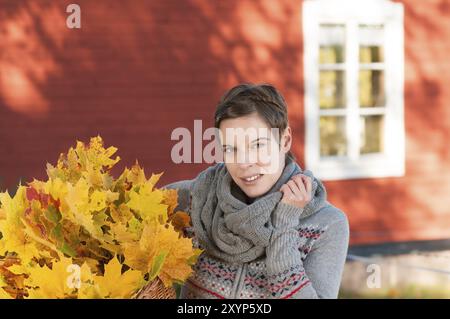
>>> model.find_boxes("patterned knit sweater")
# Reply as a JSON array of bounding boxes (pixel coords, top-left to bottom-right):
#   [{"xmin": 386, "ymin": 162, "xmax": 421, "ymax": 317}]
[{"xmin": 164, "ymin": 163, "xmax": 349, "ymax": 299}]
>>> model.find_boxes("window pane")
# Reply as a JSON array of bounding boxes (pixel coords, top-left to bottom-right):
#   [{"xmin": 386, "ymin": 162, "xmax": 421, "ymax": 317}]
[
  {"xmin": 319, "ymin": 24, "xmax": 345, "ymax": 64},
  {"xmin": 320, "ymin": 116, "xmax": 347, "ymax": 156},
  {"xmin": 320, "ymin": 70, "xmax": 345, "ymax": 109},
  {"xmin": 360, "ymin": 115, "xmax": 384, "ymax": 154},
  {"xmin": 320, "ymin": 46, "xmax": 345, "ymax": 64},
  {"xmin": 359, "ymin": 24, "xmax": 384, "ymax": 63},
  {"xmin": 359, "ymin": 70, "xmax": 386, "ymax": 107},
  {"xmin": 360, "ymin": 46, "xmax": 384, "ymax": 63},
  {"xmin": 359, "ymin": 70, "xmax": 385, "ymax": 107}
]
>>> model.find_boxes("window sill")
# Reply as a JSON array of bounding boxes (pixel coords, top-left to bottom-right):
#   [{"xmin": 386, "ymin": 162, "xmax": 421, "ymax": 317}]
[{"xmin": 306, "ymin": 153, "xmax": 405, "ymax": 181}]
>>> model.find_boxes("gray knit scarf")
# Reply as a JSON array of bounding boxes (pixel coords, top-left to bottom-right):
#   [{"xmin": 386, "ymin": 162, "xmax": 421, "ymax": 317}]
[{"xmin": 189, "ymin": 158, "xmax": 328, "ymax": 263}]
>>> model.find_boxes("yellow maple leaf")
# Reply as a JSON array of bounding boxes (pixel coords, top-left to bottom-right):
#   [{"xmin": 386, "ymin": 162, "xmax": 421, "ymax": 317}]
[
  {"xmin": 0, "ymin": 228, "xmax": 42, "ymax": 265},
  {"xmin": 110, "ymin": 223, "xmax": 139, "ymax": 243},
  {"xmin": 105, "ymin": 190, "xmax": 119, "ymax": 203},
  {"xmin": 88, "ymin": 190, "xmax": 107, "ymax": 212},
  {"xmin": 109, "ymin": 203, "xmax": 133, "ymax": 224},
  {"xmin": 123, "ymin": 222, "xmax": 200, "ymax": 287},
  {"xmin": 126, "ymin": 161, "xmax": 147, "ymax": 186},
  {"xmin": 0, "ymin": 187, "xmax": 45, "ymax": 263},
  {"xmin": 154, "ymin": 226, "xmax": 202, "ymax": 287},
  {"xmin": 64, "ymin": 180, "xmax": 105, "ymax": 238},
  {"xmin": 0, "ymin": 274, "xmax": 14, "ymax": 299},
  {"xmin": 0, "ymin": 186, "xmax": 26, "ymax": 227},
  {"xmin": 0, "ymin": 288, "xmax": 12, "ymax": 299},
  {"xmin": 24, "ymin": 255, "xmax": 77, "ymax": 298},
  {"xmin": 73, "ymin": 136, "xmax": 120, "ymax": 173},
  {"xmin": 88, "ymin": 136, "xmax": 121, "ymax": 170},
  {"xmin": 123, "ymin": 221, "xmax": 167, "ymax": 274},
  {"xmin": 161, "ymin": 188, "xmax": 179, "ymax": 218},
  {"xmin": 44, "ymin": 178, "xmax": 68, "ymax": 203},
  {"xmin": 122, "ymin": 242, "xmax": 148, "ymax": 273},
  {"xmin": 127, "ymin": 181, "xmax": 168, "ymax": 222},
  {"xmin": 76, "ymin": 262, "xmax": 103, "ymax": 299},
  {"xmin": 82, "ymin": 162, "xmax": 104, "ymax": 188},
  {"xmin": 148, "ymin": 172, "xmax": 163, "ymax": 190},
  {"xmin": 65, "ymin": 179, "xmax": 89, "ymax": 216},
  {"xmin": 92, "ymin": 256, "xmax": 144, "ymax": 298}
]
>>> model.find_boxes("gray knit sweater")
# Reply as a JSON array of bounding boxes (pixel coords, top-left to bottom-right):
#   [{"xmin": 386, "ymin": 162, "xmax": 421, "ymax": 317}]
[{"xmin": 164, "ymin": 161, "xmax": 349, "ymax": 299}]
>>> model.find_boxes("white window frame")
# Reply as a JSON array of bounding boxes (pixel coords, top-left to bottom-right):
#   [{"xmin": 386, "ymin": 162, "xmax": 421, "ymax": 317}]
[{"xmin": 303, "ymin": 0, "xmax": 405, "ymax": 181}]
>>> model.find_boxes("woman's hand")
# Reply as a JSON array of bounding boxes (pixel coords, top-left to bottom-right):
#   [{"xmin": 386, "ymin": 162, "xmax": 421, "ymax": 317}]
[{"xmin": 280, "ymin": 174, "xmax": 312, "ymax": 209}]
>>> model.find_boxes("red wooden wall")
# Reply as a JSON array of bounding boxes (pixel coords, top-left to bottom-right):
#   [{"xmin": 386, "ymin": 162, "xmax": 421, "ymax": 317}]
[{"xmin": 0, "ymin": 0, "xmax": 449, "ymax": 245}]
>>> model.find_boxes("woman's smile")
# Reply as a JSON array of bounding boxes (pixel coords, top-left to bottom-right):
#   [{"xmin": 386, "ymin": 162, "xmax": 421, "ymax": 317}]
[{"xmin": 240, "ymin": 173, "xmax": 264, "ymax": 185}]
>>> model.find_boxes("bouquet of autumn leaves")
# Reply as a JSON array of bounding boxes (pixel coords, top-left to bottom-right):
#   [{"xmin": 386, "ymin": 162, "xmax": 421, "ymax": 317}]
[{"xmin": 0, "ymin": 136, "xmax": 201, "ymax": 299}]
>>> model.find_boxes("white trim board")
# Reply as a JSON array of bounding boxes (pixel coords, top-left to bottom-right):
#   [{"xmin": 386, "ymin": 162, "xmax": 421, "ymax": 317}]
[{"xmin": 303, "ymin": 0, "xmax": 405, "ymax": 181}]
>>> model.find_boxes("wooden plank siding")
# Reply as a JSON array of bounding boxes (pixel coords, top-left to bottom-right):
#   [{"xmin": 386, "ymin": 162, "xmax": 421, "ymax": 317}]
[{"xmin": 0, "ymin": 0, "xmax": 449, "ymax": 245}]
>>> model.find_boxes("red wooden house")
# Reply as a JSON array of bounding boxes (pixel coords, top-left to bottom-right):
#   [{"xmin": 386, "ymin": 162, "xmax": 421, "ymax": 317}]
[{"xmin": 0, "ymin": 0, "xmax": 449, "ymax": 245}]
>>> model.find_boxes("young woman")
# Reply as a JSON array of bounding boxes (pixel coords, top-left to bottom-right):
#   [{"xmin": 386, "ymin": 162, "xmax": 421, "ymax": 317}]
[{"xmin": 164, "ymin": 83, "xmax": 349, "ymax": 299}]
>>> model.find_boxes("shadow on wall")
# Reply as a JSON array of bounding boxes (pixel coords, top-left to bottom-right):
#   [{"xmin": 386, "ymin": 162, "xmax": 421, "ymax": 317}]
[
  {"xmin": 0, "ymin": 0, "xmax": 449, "ymax": 244},
  {"xmin": 0, "ymin": 0, "xmax": 304, "ymax": 192},
  {"xmin": 305, "ymin": 0, "xmax": 450, "ymax": 244}
]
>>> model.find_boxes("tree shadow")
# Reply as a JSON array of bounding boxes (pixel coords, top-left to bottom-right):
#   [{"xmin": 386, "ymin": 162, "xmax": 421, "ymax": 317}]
[
  {"xmin": 326, "ymin": 0, "xmax": 450, "ymax": 245},
  {"xmin": 0, "ymin": 0, "xmax": 304, "ymax": 191},
  {"xmin": 0, "ymin": 0, "xmax": 449, "ymax": 246}
]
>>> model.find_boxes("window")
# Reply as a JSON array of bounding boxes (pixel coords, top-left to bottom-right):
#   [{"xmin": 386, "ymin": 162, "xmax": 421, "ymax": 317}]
[{"xmin": 303, "ymin": 0, "xmax": 405, "ymax": 180}]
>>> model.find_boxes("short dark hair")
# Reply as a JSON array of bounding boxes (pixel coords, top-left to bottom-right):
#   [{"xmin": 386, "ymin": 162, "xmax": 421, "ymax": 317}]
[{"xmin": 214, "ymin": 83, "xmax": 296, "ymax": 162}]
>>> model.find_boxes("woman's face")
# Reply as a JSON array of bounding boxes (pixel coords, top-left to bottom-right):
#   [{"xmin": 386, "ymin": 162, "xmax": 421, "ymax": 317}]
[{"xmin": 219, "ymin": 112, "xmax": 292, "ymax": 199}]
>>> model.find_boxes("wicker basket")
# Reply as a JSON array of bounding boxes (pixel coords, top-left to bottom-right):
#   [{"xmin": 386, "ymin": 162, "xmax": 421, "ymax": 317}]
[{"xmin": 134, "ymin": 278, "xmax": 177, "ymax": 299}]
